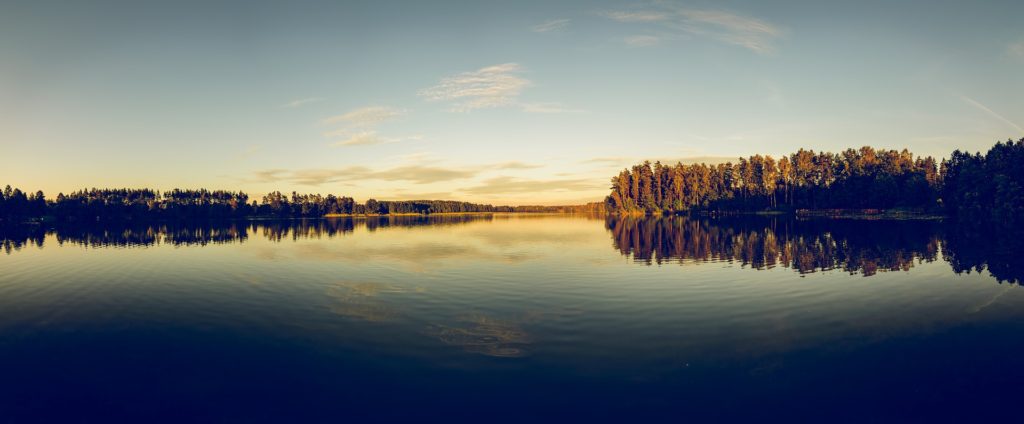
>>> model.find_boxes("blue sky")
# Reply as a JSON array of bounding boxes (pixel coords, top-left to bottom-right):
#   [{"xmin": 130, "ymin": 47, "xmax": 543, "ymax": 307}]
[{"xmin": 2, "ymin": 0, "xmax": 1022, "ymax": 204}]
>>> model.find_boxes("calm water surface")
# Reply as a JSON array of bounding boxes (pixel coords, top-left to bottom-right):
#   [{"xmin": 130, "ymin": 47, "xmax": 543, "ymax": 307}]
[{"xmin": 2, "ymin": 215, "xmax": 1023, "ymax": 421}]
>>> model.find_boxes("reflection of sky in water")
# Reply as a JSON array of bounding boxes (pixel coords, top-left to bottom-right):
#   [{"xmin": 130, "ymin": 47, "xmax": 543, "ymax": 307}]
[
  {"xmin": 428, "ymin": 314, "xmax": 531, "ymax": 358},
  {"xmin": 3, "ymin": 215, "xmax": 1024, "ymax": 419},
  {"xmin": 326, "ymin": 281, "xmax": 425, "ymax": 322}
]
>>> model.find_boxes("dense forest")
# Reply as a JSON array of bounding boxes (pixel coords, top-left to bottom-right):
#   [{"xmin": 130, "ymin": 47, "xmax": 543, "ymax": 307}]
[
  {"xmin": 941, "ymin": 139, "xmax": 1024, "ymax": 226},
  {"xmin": 606, "ymin": 146, "xmax": 941, "ymax": 213},
  {"xmin": 0, "ymin": 186, "xmax": 604, "ymax": 222},
  {"xmin": 605, "ymin": 138, "xmax": 1024, "ymax": 223}
]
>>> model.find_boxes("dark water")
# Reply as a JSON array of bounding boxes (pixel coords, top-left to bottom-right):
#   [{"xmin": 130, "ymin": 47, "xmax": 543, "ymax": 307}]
[{"xmin": 2, "ymin": 215, "xmax": 1023, "ymax": 422}]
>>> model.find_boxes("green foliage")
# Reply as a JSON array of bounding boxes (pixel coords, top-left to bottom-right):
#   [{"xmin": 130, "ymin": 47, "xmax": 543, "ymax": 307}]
[
  {"xmin": 0, "ymin": 186, "xmax": 604, "ymax": 222},
  {"xmin": 941, "ymin": 138, "xmax": 1024, "ymax": 226},
  {"xmin": 607, "ymin": 146, "xmax": 943, "ymax": 213}
]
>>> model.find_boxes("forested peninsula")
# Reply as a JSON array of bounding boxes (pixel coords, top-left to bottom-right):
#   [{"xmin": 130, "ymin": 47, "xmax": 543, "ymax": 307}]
[
  {"xmin": 0, "ymin": 188, "xmax": 603, "ymax": 223},
  {"xmin": 605, "ymin": 138, "xmax": 1024, "ymax": 224}
]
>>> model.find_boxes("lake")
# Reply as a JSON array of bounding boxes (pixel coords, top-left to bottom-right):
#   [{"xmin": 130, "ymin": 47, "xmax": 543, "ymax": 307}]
[{"xmin": 2, "ymin": 214, "xmax": 1023, "ymax": 421}]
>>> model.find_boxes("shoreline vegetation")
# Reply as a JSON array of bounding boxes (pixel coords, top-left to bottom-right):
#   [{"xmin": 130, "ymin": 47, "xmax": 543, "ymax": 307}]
[
  {"xmin": 3, "ymin": 138, "xmax": 1021, "ymax": 224},
  {"xmin": 0, "ymin": 187, "xmax": 605, "ymax": 224},
  {"xmin": 605, "ymin": 138, "xmax": 1024, "ymax": 225}
]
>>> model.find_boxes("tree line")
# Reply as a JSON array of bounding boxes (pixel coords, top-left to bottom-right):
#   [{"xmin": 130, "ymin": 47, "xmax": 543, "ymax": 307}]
[
  {"xmin": 0, "ymin": 186, "xmax": 602, "ymax": 222},
  {"xmin": 605, "ymin": 139, "xmax": 1024, "ymax": 221},
  {"xmin": 941, "ymin": 139, "xmax": 1024, "ymax": 227},
  {"xmin": 606, "ymin": 146, "xmax": 942, "ymax": 214}
]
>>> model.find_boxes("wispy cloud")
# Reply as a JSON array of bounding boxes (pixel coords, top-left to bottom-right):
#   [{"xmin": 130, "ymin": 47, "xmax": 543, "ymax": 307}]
[
  {"xmin": 255, "ymin": 165, "xmax": 479, "ymax": 186},
  {"xmin": 461, "ymin": 176, "xmax": 602, "ymax": 195},
  {"xmin": 324, "ymin": 106, "xmax": 403, "ymax": 127},
  {"xmin": 494, "ymin": 161, "xmax": 543, "ymax": 170},
  {"xmin": 331, "ymin": 132, "xmax": 422, "ymax": 147},
  {"xmin": 391, "ymin": 151, "xmax": 438, "ymax": 164},
  {"xmin": 419, "ymin": 63, "xmax": 530, "ymax": 111},
  {"xmin": 254, "ymin": 169, "xmax": 288, "ymax": 182},
  {"xmin": 420, "ymin": 63, "xmax": 579, "ymax": 114},
  {"xmin": 601, "ymin": 3, "xmax": 783, "ymax": 54},
  {"xmin": 532, "ymin": 19, "xmax": 570, "ymax": 33},
  {"xmin": 624, "ymin": 35, "xmax": 661, "ymax": 47},
  {"xmin": 322, "ymin": 106, "xmax": 416, "ymax": 147},
  {"xmin": 282, "ymin": 97, "xmax": 323, "ymax": 108},
  {"xmin": 332, "ymin": 131, "xmax": 388, "ymax": 147},
  {"xmin": 254, "ymin": 159, "xmax": 547, "ymax": 187},
  {"xmin": 961, "ymin": 96, "xmax": 1024, "ymax": 133},
  {"xmin": 600, "ymin": 10, "xmax": 670, "ymax": 22},
  {"xmin": 674, "ymin": 9, "xmax": 782, "ymax": 54}
]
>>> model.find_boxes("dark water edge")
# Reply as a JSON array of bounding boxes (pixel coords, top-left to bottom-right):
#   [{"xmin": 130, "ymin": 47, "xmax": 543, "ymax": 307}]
[{"xmin": 2, "ymin": 215, "xmax": 1024, "ymax": 422}]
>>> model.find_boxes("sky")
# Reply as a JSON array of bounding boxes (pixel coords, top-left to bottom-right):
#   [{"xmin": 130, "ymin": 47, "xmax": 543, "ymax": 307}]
[{"xmin": 2, "ymin": 0, "xmax": 1023, "ymax": 205}]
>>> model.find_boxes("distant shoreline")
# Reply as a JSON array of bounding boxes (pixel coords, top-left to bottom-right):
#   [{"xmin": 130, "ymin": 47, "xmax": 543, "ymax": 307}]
[{"xmin": 0, "ymin": 210, "xmax": 605, "ymax": 225}]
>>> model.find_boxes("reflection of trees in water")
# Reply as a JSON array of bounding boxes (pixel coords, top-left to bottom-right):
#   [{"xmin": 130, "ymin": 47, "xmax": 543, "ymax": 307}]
[
  {"xmin": 1, "ymin": 222, "xmax": 250, "ymax": 252},
  {"xmin": 0, "ymin": 215, "xmax": 494, "ymax": 252},
  {"xmin": 606, "ymin": 216, "xmax": 943, "ymax": 276},
  {"xmin": 942, "ymin": 226, "xmax": 1024, "ymax": 285},
  {"xmin": 4, "ymin": 215, "xmax": 1023, "ymax": 284},
  {"xmin": 605, "ymin": 215, "xmax": 1024, "ymax": 283},
  {"xmin": 1, "ymin": 225, "xmax": 46, "ymax": 254},
  {"xmin": 258, "ymin": 219, "xmax": 354, "ymax": 242}
]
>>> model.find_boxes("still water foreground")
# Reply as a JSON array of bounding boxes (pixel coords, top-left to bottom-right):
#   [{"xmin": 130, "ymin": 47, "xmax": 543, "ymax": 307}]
[{"xmin": 2, "ymin": 214, "xmax": 1023, "ymax": 421}]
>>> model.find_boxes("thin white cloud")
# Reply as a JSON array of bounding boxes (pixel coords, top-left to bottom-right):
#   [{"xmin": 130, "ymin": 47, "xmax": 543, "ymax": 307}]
[
  {"xmin": 332, "ymin": 131, "xmax": 388, "ymax": 147},
  {"xmin": 600, "ymin": 10, "xmax": 670, "ymax": 22},
  {"xmin": 282, "ymin": 97, "xmax": 323, "ymax": 108},
  {"xmin": 419, "ymin": 64, "xmax": 580, "ymax": 114},
  {"xmin": 418, "ymin": 63, "xmax": 531, "ymax": 111},
  {"xmin": 322, "ymin": 106, "xmax": 416, "ymax": 147},
  {"xmin": 494, "ymin": 161, "xmax": 543, "ymax": 170},
  {"xmin": 460, "ymin": 176, "xmax": 603, "ymax": 195},
  {"xmin": 673, "ymin": 9, "xmax": 782, "ymax": 54},
  {"xmin": 254, "ymin": 159, "xmax": 547, "ymax": 187},
  {"xmin": 256, "ymin": 165, "xmax": 479, "ymax": 186},
  {"xmin": 324, "ymin": 106, "xmax": 404, "ymax": 127},
  {"xmin": 601, "ymin": 3, "xmax": 783, "ymax": 54},
  {"xmin": 331, "ymin": 132, "xmax": 422, "ymax": 147},
  {"xmin": 961, "ymin": 96, "xmax": 1024, "ymax": 133},
  {"xmin": 532, "ymin": 19, "xmax": 570, "ymax": 33},
  {"xmin": 624, "ymin": 35, "xmax": 661, "ymax": 47}
]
